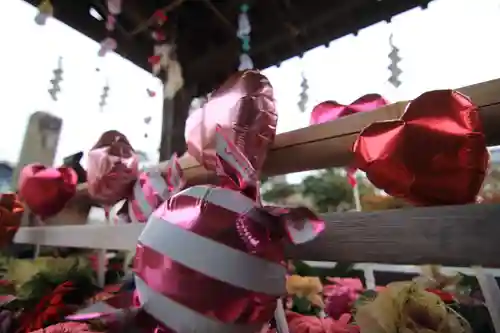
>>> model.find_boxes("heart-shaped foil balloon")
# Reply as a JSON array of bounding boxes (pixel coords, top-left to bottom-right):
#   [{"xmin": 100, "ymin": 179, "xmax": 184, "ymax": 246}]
[
  {"xmin": 0, "ymin": 193, "xmax": 24, "ymax": 247},
  {"xmin": 353, "ymin": 90, "xmax": 489, "ymax": 206},
  {"xmin": 185, "ymin": 70, "xmax": 277, "ymax": 173},
  {"xmin": 18, "ymin": 164, "xmax": 78, "ymax": 219},
  {"xmin": 310, "ymin": 94, "xmax": 389, "ymax": 125},
  {"xmin": 87, "ymin": 131, "xmax": 139, "ymax": 206}
]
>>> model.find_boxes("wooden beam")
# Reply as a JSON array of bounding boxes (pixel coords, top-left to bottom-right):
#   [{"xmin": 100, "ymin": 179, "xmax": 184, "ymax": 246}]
[
  {"xmin": 288, "ymin": 203, "xmax": 500, "ymax": 267},
  {"xmin": 13, "ymin": 203, "xmax": 500, "ymax": 267},
  {"xmin": 158, "ymin": 86, "xmax": 195, "ymax": 161},
  {"xmin": 185, "ymin": 0, "xmax": 433, "ymax": 93},
  {"xmin": 72, "ymin": 77, "xmax": 500, "ymax": 196}
]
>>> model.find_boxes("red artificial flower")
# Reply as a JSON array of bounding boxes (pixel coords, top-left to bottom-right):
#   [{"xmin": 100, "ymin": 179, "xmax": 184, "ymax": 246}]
[
  {"xmin": 426, "ymin": 289, "xmax": 455, "ymax": 302},
  {"xmin": 148, "ymin": 55, "xmax": 161, "ymax": 65},
  {"xmin": 18, "ymin": 281, "xmax": 75, "ymax": 332},
  {"xmin": 153, "ymin": 10, "xmax": 167, "ymax": 24}
]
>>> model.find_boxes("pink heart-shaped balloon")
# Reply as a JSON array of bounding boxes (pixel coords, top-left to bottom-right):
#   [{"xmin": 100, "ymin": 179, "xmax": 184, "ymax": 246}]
[
  {"xmin": 310, "ymin": 94, "xmax": 389, "ymax": 125},
  {"xmin": 18, "ymin": 164, "xmax": 77, "ymax": 219}
]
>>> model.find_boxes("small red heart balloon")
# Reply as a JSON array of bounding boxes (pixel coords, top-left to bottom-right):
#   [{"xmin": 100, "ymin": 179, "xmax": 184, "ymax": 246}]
[
  {"xmin": 353, "ymin": 90, "xmax": 489, "ymax": 206},
  {"xmin": 310, "ymin": 94, "xmax": 389, "ymax": 125},
  {"xmin": 18, "ymin": 164, "xmax": 78, "ymax": 219}
]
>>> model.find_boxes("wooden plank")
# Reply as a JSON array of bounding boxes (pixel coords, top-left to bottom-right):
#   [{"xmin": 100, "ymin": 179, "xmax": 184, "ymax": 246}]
[
  {"xmin": 287, "ymin": 203, "xmax": 500, "ymax": 267},
  {"xmin": 73, "ymin": 78, "xmax": 500, "ymax": 195},
  {"xmin": 14, "ymin": 203, "xmax": 500, "ymax": 267}
]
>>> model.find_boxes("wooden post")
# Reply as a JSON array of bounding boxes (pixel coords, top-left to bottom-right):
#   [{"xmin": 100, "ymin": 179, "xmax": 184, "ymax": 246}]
[
  {"xmin": 12, "ymin": 112, "xmax": 62, "ymax": 191},
  {"xmin": 159, "ymin": 86, "xmax": 195, "ymax": 161}
]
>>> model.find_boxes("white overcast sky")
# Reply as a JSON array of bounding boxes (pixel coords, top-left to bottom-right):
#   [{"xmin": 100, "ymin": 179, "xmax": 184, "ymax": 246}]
[{"xmin": 1, "ymin": 0, "xmax": 500, "ymax": 184}]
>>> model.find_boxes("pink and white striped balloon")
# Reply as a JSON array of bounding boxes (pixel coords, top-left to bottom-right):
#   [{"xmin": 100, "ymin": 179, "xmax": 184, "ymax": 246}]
[{"xmin": 127, "ymin": 155, "xmax": 185, "ymax": 223}]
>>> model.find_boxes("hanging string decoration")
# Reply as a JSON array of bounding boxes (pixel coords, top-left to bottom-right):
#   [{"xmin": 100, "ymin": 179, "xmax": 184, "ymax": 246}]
[
  {"xmin": 98, "ymin": 0, "xmax": 122, "ymax": 57},
  {"xmin": 146, "ymin": 12, "xmax": 184, "ymax": 99},
  {"xmin": 99, "ymin": 82, "xmax": 110, "ymax": 111},
  {"xmin": 388, "ymin": 33, "xmax": 402, "ymax": 88},
  {"xmin": 34, "ymin": 0, "xmax": 53, "ymax": 26},
  {"xmin": 237, "ymin": 3, "xmax": 254, "ymax": 70},
  {"xmin": 298, "ymin": 72, "xmax": 309, "ymax": 112},
  {"xmin": 48, "ymin": 57, "xmax": 63, "ymax": 101},
  {"xmin": 143, "ymin": 116, "xmax": 152, "ymax": 138},
  {"xmin": 34, "ymin": 0, "xmax": 53, "ymax": 25}
]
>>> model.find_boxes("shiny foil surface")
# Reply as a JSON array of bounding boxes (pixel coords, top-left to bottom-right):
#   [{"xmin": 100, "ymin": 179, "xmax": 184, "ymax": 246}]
[
  {"xmin": 134, "ymin": 128, "xmax": 324, "ymax": 333},
  {"xmin": 185, "ymin": 70, "xmax": 277, "ymax": 173},
  {"xmin": 310, "ymin": 94, "xmax": 389, "ymax": 125},
  {"xmin": 353, "ymin": 90, "xmax": 489, "ymax": 205},
  {"xmin": 87, "ymin": 130, "xmax": 139, "ymax": 206},
  {"xmin": 127, "ymin": 155, "xmax": 185, "ymax": 223},
  {"xmin": 18, "ymin": 164, "xmax": 77, "ymax": 219}
]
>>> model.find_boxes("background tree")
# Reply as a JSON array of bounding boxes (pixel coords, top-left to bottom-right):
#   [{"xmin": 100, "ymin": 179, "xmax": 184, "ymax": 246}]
[{"xmin": 261, "ymin": 168, "xmax": 376, "ymax": 213}]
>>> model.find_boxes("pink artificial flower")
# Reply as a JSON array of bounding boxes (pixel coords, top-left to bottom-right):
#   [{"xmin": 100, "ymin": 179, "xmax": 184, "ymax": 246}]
[
  {"xmin": 288, "ymin": 313, "xmax": 360, "ymax": 333},
  {"xmin": 29, "ymin": 321, "xmax": 100, "ymax": 333},
  {"xmin": 323, "ymin": 278, "xmax": 363, "ymax": 320}
]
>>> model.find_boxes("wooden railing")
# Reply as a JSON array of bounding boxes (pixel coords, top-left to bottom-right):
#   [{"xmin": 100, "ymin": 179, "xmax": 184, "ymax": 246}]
[
  {"xmin": 13, "ymin": 77, "xmax": 500, "ymax": 267},
  {"xmin": 11, "ymin": 77, "xmax": 500, "ymax": 332}
]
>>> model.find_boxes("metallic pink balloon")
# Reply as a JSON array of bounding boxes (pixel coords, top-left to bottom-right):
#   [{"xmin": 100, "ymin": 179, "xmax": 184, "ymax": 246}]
[
  {"xmin": 310, "ymin": 94, "xmax": 389, "ymax": 125},
  {"xmin": 185, "ymin": 70, "xmax": 277, "ymax": 174},
  {"xmin": 127, "ymin": 155, "xmax": 185, "ymax": 223},
  {"xmin": 87, "ymin": 131, "xmax": 139, "ymax": 206}
]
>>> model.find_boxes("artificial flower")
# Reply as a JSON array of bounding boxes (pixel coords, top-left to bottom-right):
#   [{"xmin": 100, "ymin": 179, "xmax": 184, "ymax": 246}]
[
  {"xmin": 288, "ymin": 312, "xmax": 359, "ymax": 333},
  {"xmin": 414, "ymin": 265, "xmax": 461, "ymax": 291},
  {"xmin": 354, "ymin": 282, "xmax": 471, "ymax": 333},
  {"xmin": 286, "ymin": 275, "xmax": 324, "ymax": 308},
  {"xmin": 323, "ymin": 278, "xmax": 363, "ymax": 319},
  {"xmin": 29, "ymin": 321, "xmax": 100, "ymax": 333}
]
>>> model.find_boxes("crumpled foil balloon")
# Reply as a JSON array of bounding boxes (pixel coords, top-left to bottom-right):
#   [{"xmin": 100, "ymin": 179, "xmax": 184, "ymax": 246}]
[
  {"xmin": 0, "ymin": 193, "xmax": 24, "ymax": 247},
  {"xmin": 87, "ymin": 130, "xmax": 139, "ymax": 206},
  {"xmin": 131, "ymin": 128, "xmax": 324, "ymax": 332},
  {"xmin": 310, "ymin": 94, "xmax": 389, "ymax": 125},
  {"xmin": 18, "ymin": 164, "xmax": 77, "ymax": 219},
  {"xmin": 70, "ymin": 128, "xmax": 324, "ymax": 333},
  {"xmin": 352, "ymin": 90, "xmax": 489, "ymax": 206},
  {"xmin": 127, "ymin": 155, "xmax": 185, "ymax": 223},
  {"xmin": 185, "ymin": 70, "xmax": 277, "ymax": 173}
]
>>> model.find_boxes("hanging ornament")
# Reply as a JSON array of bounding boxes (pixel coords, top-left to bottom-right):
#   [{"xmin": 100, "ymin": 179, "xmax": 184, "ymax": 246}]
[
  {"xmin": 143, "ymin": 116, "xmax": 152, "ymax": 138},
  {"xmin": 48, "ymin": 57, "xmax": 63, "ymax": 101},
  {"xmin": 388, "ymin": 33, "xmax": 402, "ymax": 88},
  {"xmin": 99, "ymin": 82, "xmax": 110, "ymax": 111},
  {"xmin": 34, "ymin": 0, "xmax": 53, "ymax": 26},
  {"xmin": 153, "ymin": 9, "xmax": 168, "ymax": 25},
  {"xmin": 96, "ymin": 0, "xmax": 121, "ymax": 57},
  {"xmin": 163, "ymin": 57, "xmax": 184, "ymax": 99},
  {"xmin": 150, "ymin": 44, "xmax": 171, "ymax": 75},
  {"xmin": 107, "ymin": 0, "xmax": 122, "ymax": 16},
  {"xmin": 237, "ymin": 3, "xmax": 254, "ymax": 70},
  {"xmin": 298, "ymin": 72, "xmax": 309, "ymax": 113},
  {"xmin": 98, "ymin": 37, "xmax": 117, "ymax": 57}
]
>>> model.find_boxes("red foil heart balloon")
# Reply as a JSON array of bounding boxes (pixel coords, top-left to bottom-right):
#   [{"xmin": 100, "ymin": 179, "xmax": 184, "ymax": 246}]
[
  {"xmin": 353, "ymin": 90, "xmax": 489, "ymax": 206},
  {"xmin": 18, "ymin": 164, "xmax": 78, "ymax": 219},
  {"xmin": 310, "ymin": 94, "xmax": 389, "ymax": 125}
]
